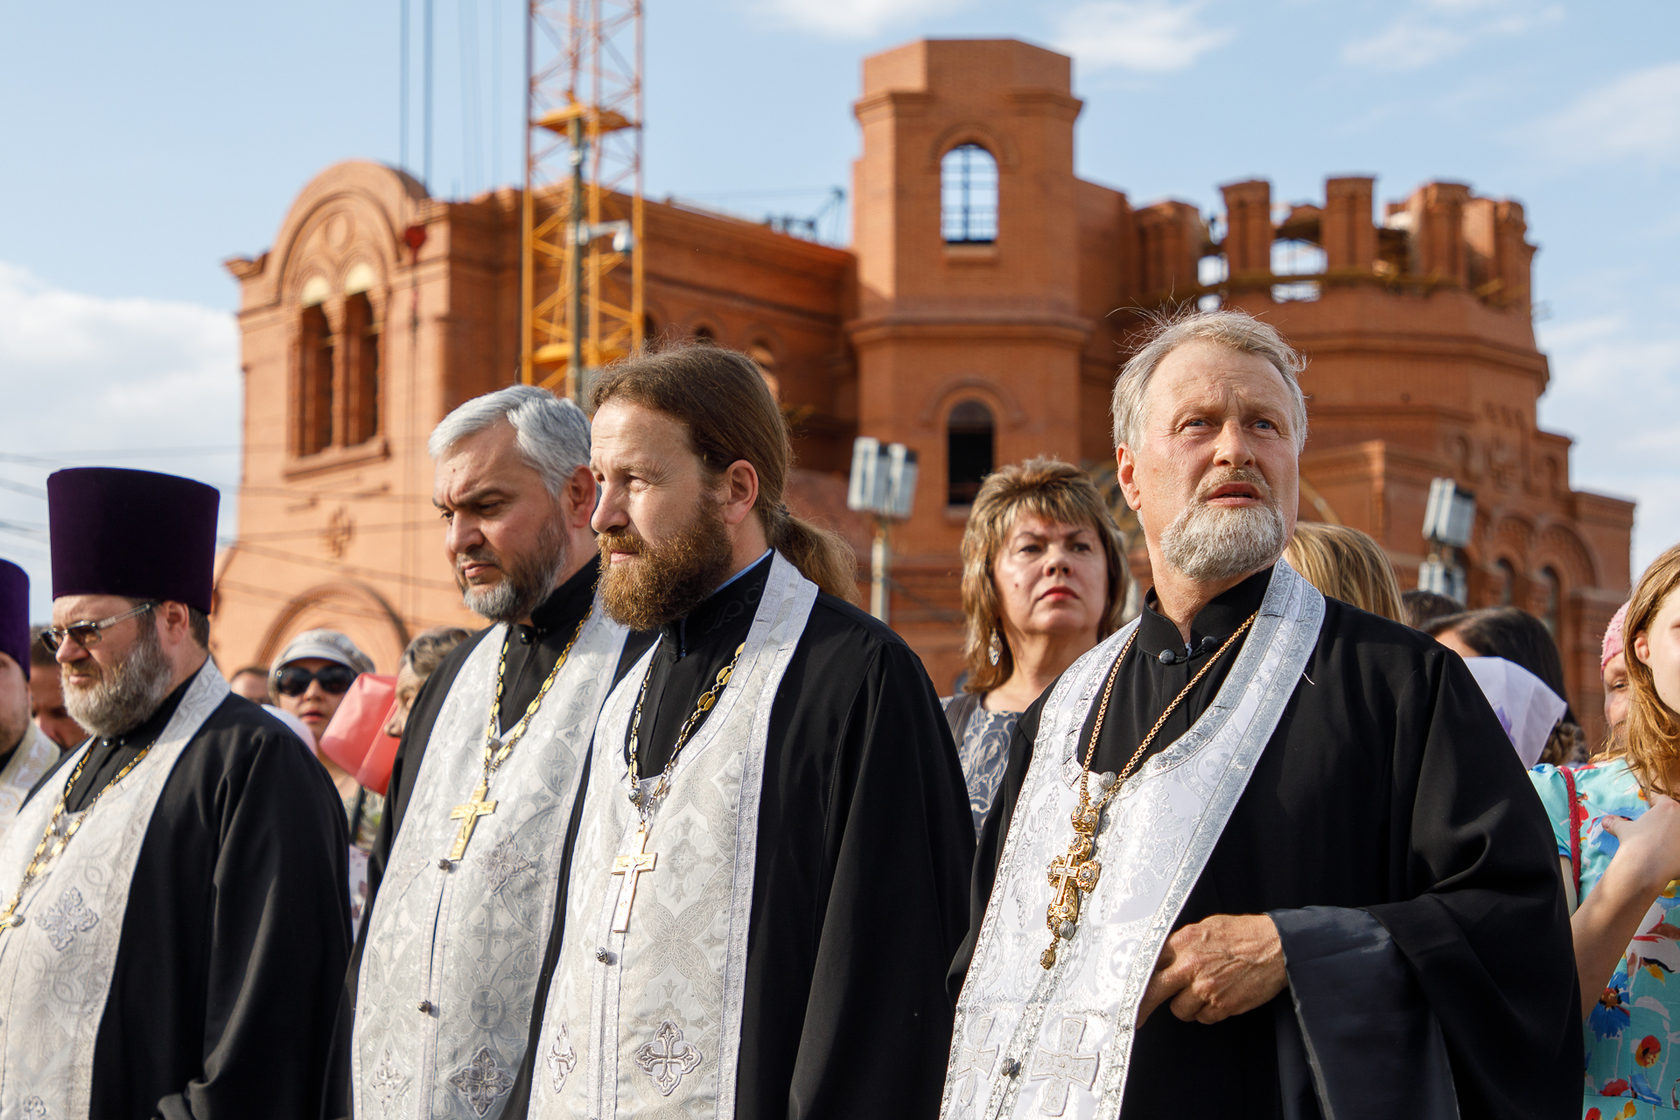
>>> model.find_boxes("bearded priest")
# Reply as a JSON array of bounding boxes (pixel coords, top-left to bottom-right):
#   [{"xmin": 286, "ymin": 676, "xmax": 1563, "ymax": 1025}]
[
  {"xmin": 0, "ymin": 467, "xmax": 351, "ymax": 1117},
  {"xmin": 349, "ymin": 386, "xmax": 653, "ymax": 1119},
  {"xmin": 522, "ymin": 345, "xmax": 974, "ymax": 1119},
  {"xmin": 942, "ymin": 310, "xmax": 1580, "ymax": 1120}
]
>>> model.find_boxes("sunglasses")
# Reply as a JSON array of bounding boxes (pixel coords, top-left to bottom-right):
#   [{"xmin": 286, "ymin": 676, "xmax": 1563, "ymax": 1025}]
[
  {"xmin": 41, "ymin": 601, "xmax": 158, "ymax": 653},
  {"xmin": 274, "ymin": 663, "xmax": 360, "ymax": 698}
]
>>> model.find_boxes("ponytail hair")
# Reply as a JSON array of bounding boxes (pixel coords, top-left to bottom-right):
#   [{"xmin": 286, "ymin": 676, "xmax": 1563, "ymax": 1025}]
[{"xmin": 591, "ymin": 344, "xmax": 858, "ymax": 601}]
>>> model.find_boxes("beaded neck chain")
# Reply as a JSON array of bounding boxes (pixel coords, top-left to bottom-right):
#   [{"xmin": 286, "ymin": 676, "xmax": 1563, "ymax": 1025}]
[
  {"xmin": 1039, "ymin": 611, "xmax": 1258, "ymax": 968},
  {"xmin": 623, "ymin": 641, "xmax": 747, "ymax": 819},
  {"xmin": 0, "ymin": 740, "xmax": 156, "ymax": 931}
]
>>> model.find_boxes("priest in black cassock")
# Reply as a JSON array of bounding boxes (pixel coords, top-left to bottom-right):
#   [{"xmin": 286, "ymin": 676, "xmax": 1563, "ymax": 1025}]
[
  {"xmin": 944, "ymin": 310, "xmax": 1580, "ymax": 1120},
  {"xmin": 0, "ymin": 467, "xmax": 350, "ymax": 1118},
  {"xmin": 0, "ymin": 559, "xmax": 62, "ymax": 830},
  {"xmin": 347, "ymin": 386, "xmax": 649, "ymax": 1119},
  {"xmin": 521, "ymin": 345, "xmax": 974, "ymax": 1119}
]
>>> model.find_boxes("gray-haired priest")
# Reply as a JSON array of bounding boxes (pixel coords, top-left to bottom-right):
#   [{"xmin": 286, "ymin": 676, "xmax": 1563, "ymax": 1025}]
[
  {"xmin": 522, "ymin": 345, "xmax": 975, "ymax": 1118},
  {"xmin": 943, "ymin": 310, "xmax": 1580, "ymax": 1120},
  {"xmin": 350, "ymin": 386, "xmax": 647, "ymax": 1119},
  {"xmin": 0, "ymin": 467, "xmax": 351, "ymax": 1117}
]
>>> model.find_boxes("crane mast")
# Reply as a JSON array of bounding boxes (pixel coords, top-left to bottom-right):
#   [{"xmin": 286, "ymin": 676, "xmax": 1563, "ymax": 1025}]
[{"xmin": 521, "ymin": 0, "xmax": 644, "ymax": 403}]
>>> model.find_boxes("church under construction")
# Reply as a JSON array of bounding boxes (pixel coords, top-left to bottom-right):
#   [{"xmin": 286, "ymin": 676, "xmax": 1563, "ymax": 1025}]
[{"xmin": 212, "ymin": 36, "xmax": 1633, "ymax": 746}]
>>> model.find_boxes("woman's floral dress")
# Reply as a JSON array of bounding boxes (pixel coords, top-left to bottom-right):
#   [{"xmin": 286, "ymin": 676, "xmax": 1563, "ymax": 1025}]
[
  {"xmin": 1534, "ymin": 759, "xmax": 1680, "ymax": 1119},
  {"xmin": 942, "ymin": 692, "xmax": 1019, "ymax": 836}
]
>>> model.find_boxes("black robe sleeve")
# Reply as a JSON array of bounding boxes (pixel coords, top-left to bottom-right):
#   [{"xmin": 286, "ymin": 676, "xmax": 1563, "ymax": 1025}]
[{"xmin": 740, "ymin": 606, "xmax": 976, "ymax": 1120}]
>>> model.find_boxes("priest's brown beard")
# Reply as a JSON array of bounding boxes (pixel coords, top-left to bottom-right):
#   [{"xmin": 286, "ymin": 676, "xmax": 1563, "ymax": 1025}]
[
  {"xmin": 598, "ymin": 500, "xmax": 735, "ymax": 631},
  {"xmin": 62, "ymin": 617, "xmax": 174, "ymax": 740}
]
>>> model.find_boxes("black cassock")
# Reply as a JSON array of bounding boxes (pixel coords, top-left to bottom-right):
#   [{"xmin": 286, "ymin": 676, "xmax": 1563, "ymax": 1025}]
[
  {"xmin": 955, "ymin": 566, "xmax": 1581, "ymax": 1120},
  {"xmin": 333, "ymin": 556, "xmax": 651, "ymax": 1114},
  {"xmin": 28, "ymin": 677, "xmax": 352, "ymax": 1118},
  {"xmin": 561, "ymin": 552, "xmax": 976, "ymax": 1120}
]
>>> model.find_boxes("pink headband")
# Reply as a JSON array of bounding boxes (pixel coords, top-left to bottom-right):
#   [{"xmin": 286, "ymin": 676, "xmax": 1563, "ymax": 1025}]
[{"xmin": 1602, "ymin": 601, "xmax": 1629, "ymax": 672}]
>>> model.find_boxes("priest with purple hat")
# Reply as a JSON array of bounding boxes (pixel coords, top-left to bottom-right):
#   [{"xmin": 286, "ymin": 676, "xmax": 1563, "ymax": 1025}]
[
  {"xmin": 0, "ymin": 468, "xmax": 352, "ymax": 1118},
  {"xmin": 0, "ymin": 558, "xmax": 60, "ymax": 833}
]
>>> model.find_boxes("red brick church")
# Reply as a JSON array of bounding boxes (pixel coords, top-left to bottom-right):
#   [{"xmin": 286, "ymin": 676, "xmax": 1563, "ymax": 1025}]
[{"xmin": 212, "ymin": 37, "xmax": 1632, "ymax": 744}]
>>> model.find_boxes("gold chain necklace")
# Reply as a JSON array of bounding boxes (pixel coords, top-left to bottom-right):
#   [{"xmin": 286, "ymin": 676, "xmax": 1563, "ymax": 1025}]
[
  {"xmin": 0, "ymin": 741, "xmax": 157, "ymax": 931},
  {"xmin": 1040, "ymin": 611, "xmax": 1258, "ymax": 969},
  {"xmin": 603, "ymin": 640, "xmax": 748, "ymax": 934},
  {"xmin": 624, "ymin": 641, "xmax": 747, "ymax": 816},
  {"xmin": 445, "ymin": 603, "xmax": 592, "ymax": 861}
]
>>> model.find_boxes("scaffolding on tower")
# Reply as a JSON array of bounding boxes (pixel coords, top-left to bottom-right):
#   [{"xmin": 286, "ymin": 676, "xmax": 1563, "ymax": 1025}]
[{"xmin": 521, "ymin": 0, "xmax": 644, "ymax": 403}]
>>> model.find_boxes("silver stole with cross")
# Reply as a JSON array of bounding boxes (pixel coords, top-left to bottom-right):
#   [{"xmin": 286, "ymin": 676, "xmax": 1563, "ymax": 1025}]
[
  {"xmin": 527, "ymin": 553, "xmax": 817, "ymax": 1118},
  {"xmin": 353, "ymin": 601, "xmax": 628, "ymax": 1120},
  {"xmin": 0, "ymin": 724, "xmax": 67, "ymax": 843},
  {"xmin": 940, "ymin": 563, "xmax": 1323, "ymax": 1120},
  {"xmin": 0, "ymin": 662, "xmax": 228, "ymax": 1120}
]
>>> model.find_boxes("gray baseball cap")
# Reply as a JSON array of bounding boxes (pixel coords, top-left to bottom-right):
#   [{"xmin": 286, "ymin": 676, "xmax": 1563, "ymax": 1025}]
[{"xmin": 272, "ymin": 629, "xmax": 375, "ymax": 678}]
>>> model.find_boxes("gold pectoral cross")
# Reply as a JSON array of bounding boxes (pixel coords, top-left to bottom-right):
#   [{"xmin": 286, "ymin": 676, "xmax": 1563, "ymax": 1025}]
[
  {"xmin": 448, "ymin": 780, "xmax": 498, "ymax": 860},
  {"xmin": 610, "ymin": 823, "xmax": 658, "ymax": 932},
  {"xmin": 1041, "ymin": 807, "xmax": 1102, "ymax": 969}
]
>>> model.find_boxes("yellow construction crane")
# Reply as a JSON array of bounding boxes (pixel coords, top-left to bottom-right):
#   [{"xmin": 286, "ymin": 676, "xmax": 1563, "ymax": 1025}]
[{"xmin": 521, "ymin": 0, "xmax": 645, "ymax": 403}]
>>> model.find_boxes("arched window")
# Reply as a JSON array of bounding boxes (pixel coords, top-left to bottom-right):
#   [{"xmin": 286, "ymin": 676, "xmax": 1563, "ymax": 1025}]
[
  {"xmin": 1496, "ymin": 558, "xmax": 1517, "ymax": 606},
  {"xmin": 947, "ymin": 399, "xmax": 995, "ymax": 506},
  {"xmin": 1541, "ymin": 566, "xmax": 1562, "ymax": 637},
  {"xmin": 693, "ymin": 324, "xmax": 716, "ymax": 346},
  {"xmin": 298, "ymin": 305, "xmax": 335, "ymax": 455},
  {"xmin": 344, "ymin": 292, "xmax": 380, "ymax": 446},
  {"xmin": 941, "ymin": 144, "xmax": 998, "ymax": 245}
]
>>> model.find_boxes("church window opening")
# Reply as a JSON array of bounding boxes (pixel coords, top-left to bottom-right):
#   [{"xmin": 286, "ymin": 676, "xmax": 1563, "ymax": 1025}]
[
  {"xmin": 941, "ymin": 144, "xmax": 998, "ymax": 245},
  {"xmin": 1270, "ymin": 238, "xmax": 1326, "ymax": 303},
  {"xmin": 298, "ymin": 305, "xmax": 335, "ymax": 456},
  {"xmin": 1541, "ymin": 566, "xmax": 1562, "ymax": 637},
  {"xmin": 344, "ymin": 292, "xmax": 381, "ymax": 446},
  {"xmin": 947, "ymin": 399, "xmax": 995, "ymax": 506},
  {"xmin": 1496, "ymin": 558, "xmax": 1516, "ymax": 606}
]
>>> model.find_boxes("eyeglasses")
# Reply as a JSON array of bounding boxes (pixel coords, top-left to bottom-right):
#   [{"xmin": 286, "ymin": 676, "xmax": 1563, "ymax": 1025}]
[
  {"xmin": 41, "ymin": 601, "xmax": 158, "ymax": 653},
  {"xmin": 273, "ymin": 663, "xmax": 360, "ymax": 698}
]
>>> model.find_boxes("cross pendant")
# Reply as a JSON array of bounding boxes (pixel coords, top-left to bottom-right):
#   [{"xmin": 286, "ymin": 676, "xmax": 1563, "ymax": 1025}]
[
  {"xmin": 448, "ymin": 780, "xmax": 498, "ymax": 860},
  {"xmin": 610, "ymin": 823, "xmax": 658, "ymax": 933},
  {"xmin": 1041, "ymin": 833, "xmax": 1101, "ymax": 968}
]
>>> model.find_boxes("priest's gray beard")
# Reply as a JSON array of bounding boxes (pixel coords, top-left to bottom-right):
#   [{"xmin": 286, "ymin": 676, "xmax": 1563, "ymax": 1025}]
[
  {"xmin": 598, "ymin": 499, "xmax": 734, "ymax": 632},
  {"xmin": 457, "ymin": 517, "xmax": 568, "ymax": 623},
  {"xmin": 1159, "ymin": 477, "xmax": 1288, "ymax": 583},
  {"xmin": 63, "ymin": 619, "xmax": 174, "ymax": 740}
]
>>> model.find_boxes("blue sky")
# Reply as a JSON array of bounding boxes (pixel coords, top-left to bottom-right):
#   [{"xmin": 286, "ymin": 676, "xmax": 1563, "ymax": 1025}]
[{"xmin": 1, "ymin": 0, "xmax": 1675, "ymax": 617}]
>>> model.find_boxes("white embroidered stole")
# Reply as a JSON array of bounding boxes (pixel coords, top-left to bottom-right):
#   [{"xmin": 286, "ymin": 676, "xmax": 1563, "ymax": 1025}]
[
  {"xmin": 528, "ymin": 553, "xmax": 817, "ymax": 1118},
  {"xmin": 941, "ymin": 563, "xmax": 1324, "ymax": 1120},
  {"xmin": 0, "ymin": 662, "xmax": 229, "ymax": 1120},
  {"xmin": 0, "ymin": 725, "xmax": 64, "ymax": 841},
  {"xmin": 354, "ymin": 601, "xmax": 629, "ymax": 1120}
]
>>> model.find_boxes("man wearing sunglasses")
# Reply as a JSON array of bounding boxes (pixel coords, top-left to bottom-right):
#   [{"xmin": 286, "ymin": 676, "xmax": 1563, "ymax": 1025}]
[{"xmin": 0, "ymin": 467, "xmax": 352, "ymax": 1119}]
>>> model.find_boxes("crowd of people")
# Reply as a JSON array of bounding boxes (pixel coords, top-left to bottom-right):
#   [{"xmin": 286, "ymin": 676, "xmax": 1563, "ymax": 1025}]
[{"xmin": 0, "ymin": 307, "xmax": 1670, "ymax": 1117}]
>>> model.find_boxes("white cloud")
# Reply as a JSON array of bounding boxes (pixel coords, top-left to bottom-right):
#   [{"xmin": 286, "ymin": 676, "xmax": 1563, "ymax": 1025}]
[
  {"xmin": 1341, "ymin": 1, "xmax": 1561, "ymax": 72},
  {"xmin": 1526, "ymin": 62, "xmax": 1680, "ymax": 168},
  {"xmin": 1537, "ymin": 312, "xmax": 1680, "ymax": 574},
  {"xmin": 744, "ymin": 0, "xmax": 975, "ymax": 38},
  {"xmin": 0, "ymin": 262, "xmax": 241, "ymax": 617},
  {"xmin": 1050, "ymin": 1, "xmax": 1234, "ymax": 74}
]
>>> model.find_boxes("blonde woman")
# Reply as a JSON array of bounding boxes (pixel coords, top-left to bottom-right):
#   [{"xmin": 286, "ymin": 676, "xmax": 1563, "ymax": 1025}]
[
  {"xmin": 1282, "ymin": 521, "xmax": 1405, "ymax": 622},
  {"xmin": 945, "ymin": 458, "xmax": 1129, "ymax": 832},
  {"xmin": 1531, "ymin": 543, "xmax": 1680, "ymax": 1115}
]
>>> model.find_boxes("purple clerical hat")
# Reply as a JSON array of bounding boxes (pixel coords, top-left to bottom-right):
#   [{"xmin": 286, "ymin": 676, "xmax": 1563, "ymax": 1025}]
[
  {"xmin": 0, "ymin": 559, "xmax": 28, "ymax": 680},
  {"xmin": 48, "ymin": 468, "xmax": 219, "ymax": 614}
]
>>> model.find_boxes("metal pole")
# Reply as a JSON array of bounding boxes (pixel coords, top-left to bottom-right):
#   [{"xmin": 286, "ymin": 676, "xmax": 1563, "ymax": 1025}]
[
  {"xmin": 870, "ymin": 519, "xmax": 890, "ymax": 624},
  {"xmin": 568, "ymin": 118, "xmax": 587, "ymax": 405}
]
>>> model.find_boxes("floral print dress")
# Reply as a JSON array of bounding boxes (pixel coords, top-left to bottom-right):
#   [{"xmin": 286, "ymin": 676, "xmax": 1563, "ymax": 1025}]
[
  {"xmin": 942, "ymin": 692, "xmax": 1019, "ymax": 836},
  {"xmin": 1533, "ymin": 759, "xmax": 1680, "ymax": 1119}
]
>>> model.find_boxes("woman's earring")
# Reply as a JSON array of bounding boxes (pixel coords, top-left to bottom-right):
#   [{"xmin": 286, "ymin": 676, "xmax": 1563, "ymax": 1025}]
[{"xmin": 987, "ymin": 629, "xmax": 1002, "ymax": 667}]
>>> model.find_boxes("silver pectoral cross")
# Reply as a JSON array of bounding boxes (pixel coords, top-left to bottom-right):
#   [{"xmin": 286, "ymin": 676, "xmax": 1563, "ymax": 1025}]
[{"xmin": 610, "ymin": 823, "xmax": 658, "ymax": 932}]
